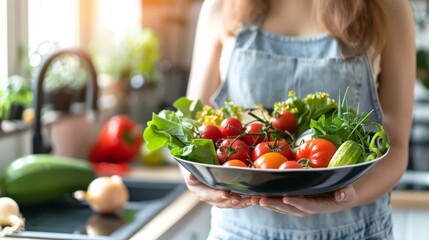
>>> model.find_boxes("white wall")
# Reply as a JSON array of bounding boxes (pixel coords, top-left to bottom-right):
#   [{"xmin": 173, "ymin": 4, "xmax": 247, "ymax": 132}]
[{"xmin": 0, "ymin": 129, "xmax": 32, "ymax": 171}]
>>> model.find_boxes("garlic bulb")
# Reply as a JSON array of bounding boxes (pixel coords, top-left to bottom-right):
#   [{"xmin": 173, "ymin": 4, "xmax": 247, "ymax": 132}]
[{"xmin": 0, "ymin": 197, "xmax": 25, "ymax": 237}]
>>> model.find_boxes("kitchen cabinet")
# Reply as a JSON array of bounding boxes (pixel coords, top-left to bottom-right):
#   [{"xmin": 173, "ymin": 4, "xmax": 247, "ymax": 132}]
[
  {"xmin": 125, "ymin": 164, "xmax": 211, "ymax": 240},
  {"xmin": 393, "ymin": 209, "xmax": 429, "ymax": 240},
  {"xmin": 389, "ymin": 173, "xmax": 429, "ymax": 239},
  {"xmin": 158, "ymin": 202, "xmax": 211, "ymax": 240}
]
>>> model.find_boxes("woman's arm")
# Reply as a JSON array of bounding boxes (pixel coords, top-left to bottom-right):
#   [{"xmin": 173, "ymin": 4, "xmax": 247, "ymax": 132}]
[
  {"xmin": 186, "ymin": 0, "xmax": 223, "ymax": 104},
  {"xmin": 351, "ymin": 0, "xmax": 415, "ymax": 206},
  {"xmin": 182, "ymin": 0, "xmax": 252, "ymax": 209}
]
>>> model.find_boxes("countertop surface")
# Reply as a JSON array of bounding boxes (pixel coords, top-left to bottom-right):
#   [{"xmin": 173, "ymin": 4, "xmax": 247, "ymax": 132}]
[
  {"xmin": 5, "ymin": 164, "xmax": 429, "ymax": 240},
  {"xmin": 123, "ymin": 165, "xmax": 429, "ymax": 240},
  {"xmin": 75, "ymin": 165, "xmax": 429, "ymax": 239}
]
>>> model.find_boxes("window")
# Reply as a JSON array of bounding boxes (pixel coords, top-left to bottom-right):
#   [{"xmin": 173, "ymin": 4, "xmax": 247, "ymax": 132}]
[
  {"xmin": 0, "ymin": 0, "xmax": 7, "ymax": 87},
  {"xmin": 27, "ymin": 0, "xmax": 80, "ymax": 69},
  {"xmin": 1, "ymin": 0, "xmax": 142, "ymax": 86}
]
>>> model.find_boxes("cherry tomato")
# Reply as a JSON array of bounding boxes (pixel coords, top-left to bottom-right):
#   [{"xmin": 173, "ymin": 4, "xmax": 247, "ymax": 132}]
[
  {"xmin": 220, "ymin": 117, "xmax": 243, "ymax": 138},
  {"xmin": 252, "ymin": 141, "xmax": 294, "ymax": 162},
  {"xmin": 254, "ymin": 152, "xmax": 288, "ymax": 169},
  {"xmin": 295, "ymin": 139, "xmax": 337, "ymax": 168},
  {"xmin": 198, "ymin": 124, "xmax": 222, "ymax": 145},
  {"xmin": 279, "ymin": 161, "xmax": 303, "ymax": 169},
  {"xmin": 243, "ymin": 122, "xmax": 267, "ymax": 147},
  {"xmin": 270, "ymin": 109, "xmax": 297, "ymax": 133},
  {"xmin": 216, "ymin": 138, "xmax": 251, "ymax": 165},
  {"xmin": 223, "ymin": 159, "xmax": 248, "ymax": 168}
]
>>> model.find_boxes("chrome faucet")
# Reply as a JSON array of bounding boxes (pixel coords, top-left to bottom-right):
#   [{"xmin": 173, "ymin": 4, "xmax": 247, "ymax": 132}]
[{"xmin": 32, "ymin": 49, "xmax": 99, "ymax": 154}]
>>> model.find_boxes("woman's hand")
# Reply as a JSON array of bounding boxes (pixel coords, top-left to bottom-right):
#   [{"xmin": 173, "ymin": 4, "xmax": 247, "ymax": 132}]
[
  {"xmin": 185, "ymin": 172, "xmax": 252, "ymax": 209},
  {"xmin": 250, "ymin": 185, "xmax": 356, "ymax": 217}
]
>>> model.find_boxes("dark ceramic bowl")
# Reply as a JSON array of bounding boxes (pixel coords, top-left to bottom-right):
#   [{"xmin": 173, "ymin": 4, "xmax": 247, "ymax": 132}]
[{"xmin": 173, "ymin": 149, "xmax": 389, "ymax": 196}]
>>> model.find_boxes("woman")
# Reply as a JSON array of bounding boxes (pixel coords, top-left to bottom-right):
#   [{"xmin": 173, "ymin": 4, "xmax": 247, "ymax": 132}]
[{"xmin": 184, "ymin": 0, "xmax": 415, "ymax": 239}]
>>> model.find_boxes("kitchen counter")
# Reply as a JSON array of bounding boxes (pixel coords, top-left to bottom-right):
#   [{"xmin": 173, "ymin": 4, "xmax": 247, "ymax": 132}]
[
  {"xmin": 125, "ymin": 164, "xmax": 200, "ymax": 240},
  {"xmin": 5, "ymin": 164, "xmax": 429, "ymax": 240},
  {"xmin": 391, "ymin": 190, "xmax": 429, "ymax": 209},
  {"xmin": 119, "ymin": 165, "xmax": 429, "ymax": 238}
]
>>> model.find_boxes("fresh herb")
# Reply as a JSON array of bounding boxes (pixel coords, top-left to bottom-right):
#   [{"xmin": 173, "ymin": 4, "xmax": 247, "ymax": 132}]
[{"xmin": 309, "ymin": 90, "xmax": 389, "ymax": 160}]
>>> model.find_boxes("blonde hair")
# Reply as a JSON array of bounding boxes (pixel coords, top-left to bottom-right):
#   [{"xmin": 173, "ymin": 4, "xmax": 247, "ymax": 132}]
[{"xmin": 223, "ymin": 0, "xmax": 388, "ymax": 59}]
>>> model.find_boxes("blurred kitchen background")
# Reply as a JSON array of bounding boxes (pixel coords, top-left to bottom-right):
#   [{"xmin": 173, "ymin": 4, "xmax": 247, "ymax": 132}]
[
  {"xmin": 2, "ymin": 0, "xmax": 429, "ymax": 172},
  {"xmin": 0, "ymin": 0, "xmax": 202, "ymax": 163},
  {"xmin": 1, "ymin": 0, "xmax": 429, "ymax": 239}
]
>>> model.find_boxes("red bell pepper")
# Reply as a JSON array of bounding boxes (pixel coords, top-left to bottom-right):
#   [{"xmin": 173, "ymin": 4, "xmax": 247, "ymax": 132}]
[{"xmin": 89, "ymin": 115, "xmax": 143, "ymax": 163}]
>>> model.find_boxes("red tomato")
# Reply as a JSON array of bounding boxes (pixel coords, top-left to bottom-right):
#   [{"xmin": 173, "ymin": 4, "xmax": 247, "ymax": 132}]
[
  {"xmin": 220, "ymin": 117, "xmax": 243, "ymax": 138},
  {"xmin": 279, "ymin": 161, "xmax": 303, "ymax": 169},
  {"xmin": 254, "ymin": 152, "xmax": 288, "ymax": 169},
  {"xmin": 295, "ymin": 139, "xmax": 337, "ymax": 168},
  {"xmin": 252, "ymin": 141, "xmax": 294, "ymax": 162},
  {"xmin": 216, "ymin": 138, "xmax": 251, "ymax": 165},
  {"xmin": 270, "ymin": 110, "xmax": 297, "ymax": 133},
  {"xmin": 198, "ymin": 124, "xmax": 222, "ymax": 145},
  {"xmin": 243, "ymin": 122, "xmax": 267, "ymax": 147},
  {"xmin": 223, "ymin": 159, "xmax": 248, "ymax": 168}
]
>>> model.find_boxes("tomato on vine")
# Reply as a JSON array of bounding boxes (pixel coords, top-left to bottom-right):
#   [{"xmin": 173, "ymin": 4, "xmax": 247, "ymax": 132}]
[
  {"xmin": 254, "ymin": 152, "xmax": 288, "ymax": 169},
  {"xmin": 252, "ymin": 141, "xmax": 294, "ymax": 162},
  {"xmin": 243, "ymin": 122, "xmax": 267, "ymax": 147},
  {"xmin": 279, "ymin": 161, "xmax": 303, "ymax": 169},
  {"xmin": 295, "ymin": 139, "xmax": 337, "ymax": 168},
  {"xmin": 216, "ymin": 138, "xmax": 251, "ymax": 165},
  {"xmin": 270, "ymin": 109, "xmax": 297, "ymax": 133},
  {"xmin": 223, "ymin": 159, "xmax": 248, "ymax": 168},
  {"xmin": 197, "ymin": 124, "xmax": 222, "ymax": 146},
  {"xmin": 220, "ymin": 117, "xmax": 243, "ymax": 138}
]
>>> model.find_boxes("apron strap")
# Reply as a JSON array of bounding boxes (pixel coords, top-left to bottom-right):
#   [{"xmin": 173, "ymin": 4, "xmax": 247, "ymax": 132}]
[{"xmin": 254, "ymin": 11, "xmax": 266, "ymax": 27}]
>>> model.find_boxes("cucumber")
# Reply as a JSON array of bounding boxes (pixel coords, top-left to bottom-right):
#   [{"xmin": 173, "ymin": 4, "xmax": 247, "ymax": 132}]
[
  {"xmin": 0, "ymin": 154, "xmax": 96, "ymax": 205},
  {"xmin": 328, "ymin": 140, "xmax": 363, "ymax": 167}
]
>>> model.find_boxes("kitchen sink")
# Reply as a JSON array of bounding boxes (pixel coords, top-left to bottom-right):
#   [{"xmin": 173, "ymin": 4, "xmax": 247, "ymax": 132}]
[{"xmin": 5, "ymin": 179, "xmax": 186, "ymax": 240}]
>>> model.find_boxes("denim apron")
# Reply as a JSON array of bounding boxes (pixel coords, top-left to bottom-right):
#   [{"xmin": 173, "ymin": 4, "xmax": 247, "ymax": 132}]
[{"xmin": 209, "ymin": 24, "xmax": 393, "ymax": 240}]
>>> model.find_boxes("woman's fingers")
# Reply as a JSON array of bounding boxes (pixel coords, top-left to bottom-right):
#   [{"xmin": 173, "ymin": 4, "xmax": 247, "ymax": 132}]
[
  {"xmin": 334, "ymin": 185, "xmax": 356, "ymax": 202},
  {"xmin": 249, "ymin": 185, "xmax": 357, "ymax": 216},
  {"xmin": 186, "ymin": 173, "xmax": 251, "ymax": 208},
  {"xmin": 256, "ymin": 197, "xmax": 309, "ymax": 217}
]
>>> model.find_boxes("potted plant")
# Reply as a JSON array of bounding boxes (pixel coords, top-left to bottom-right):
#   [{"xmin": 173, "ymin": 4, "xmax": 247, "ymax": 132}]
[
  {"xmin": 28, "ymin": 42, "xmax": 89, "ymax": 113},
  {"xmin": 92, "ymin": 28, "xmax": 164, "ymax": 123},
  {"xmin": 0, "ymin": 75, "xmax": 33, "ymax": 124},
  {"xmin": 93, "ymin": 28, "xmax": 161, "ymax": 86},
  {"xmin": 41, "ymin": 54, "xmax": 88, "ymax": 112}
]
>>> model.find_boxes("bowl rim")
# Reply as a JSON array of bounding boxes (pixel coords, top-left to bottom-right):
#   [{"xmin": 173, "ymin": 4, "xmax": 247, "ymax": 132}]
[{"xmin": 172, "ymin": 147, "xmax": 390, "ymax": 172}]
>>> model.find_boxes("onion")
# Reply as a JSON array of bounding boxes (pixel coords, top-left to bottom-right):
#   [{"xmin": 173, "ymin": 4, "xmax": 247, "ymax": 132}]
[
  {"xmin": 85, "ymin": 214, "xmax": 124, "ymax": 236},
  {"xmin": 74, "ymin": 175, "xmax": 129, "ymax": 214},
  {"xmin": 0, "ymin": 197, "xmax": 25, "ymax": 237}
]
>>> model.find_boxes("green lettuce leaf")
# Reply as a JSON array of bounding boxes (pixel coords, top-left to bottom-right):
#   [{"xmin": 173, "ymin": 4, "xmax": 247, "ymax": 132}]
[
  {"xmin": 173, "ymin": 97, "xmax": 203, "ymax": 119},
  {"xmin": 170, "ymin": 138, "xmax": 219, "ymax": 165}
]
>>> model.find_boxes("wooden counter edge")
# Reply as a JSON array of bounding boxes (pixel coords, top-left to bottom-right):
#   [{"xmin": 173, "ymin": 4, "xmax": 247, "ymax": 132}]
[
  {"xmin": 391, "ymin": 190, "xmax": 429, "ymax": 209},
  {"xmin": 130, "ymin": 190, "xmax": 200, "ymax": 240}
]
